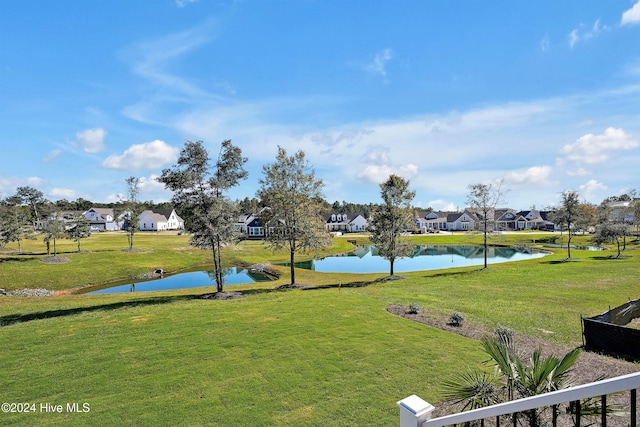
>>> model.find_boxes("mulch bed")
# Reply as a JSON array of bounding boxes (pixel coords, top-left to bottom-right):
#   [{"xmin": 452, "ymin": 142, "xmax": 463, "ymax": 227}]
[
  {"xmin": 39, "ymin": 256, "xmax": 70, "ymax": 264},
  {"xmin": 387, "ymin": 304, "xmax": 639, "ymax": 420}
]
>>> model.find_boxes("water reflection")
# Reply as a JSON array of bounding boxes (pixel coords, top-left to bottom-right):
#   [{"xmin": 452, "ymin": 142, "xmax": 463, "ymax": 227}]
[
  {"xmin": 85, "ymin": 267, "xmax": 273, "ymax": 294},
  {"xmin": 295, "ymin": 244, "xmax": 545, "ymax": 273}
]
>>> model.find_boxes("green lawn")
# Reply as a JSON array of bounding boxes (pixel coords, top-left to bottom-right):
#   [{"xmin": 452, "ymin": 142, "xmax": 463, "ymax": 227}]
[{"xmin": 0, "ymin": 232, "xmax": 638, "ymax": 425}]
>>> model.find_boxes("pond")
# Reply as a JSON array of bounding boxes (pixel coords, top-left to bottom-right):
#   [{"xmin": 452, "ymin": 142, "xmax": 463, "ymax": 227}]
[
  {"xmin": 293, "ymin": 244, "xmax": 547, "ymax": 274},
  {"xmin": 83, "ymin": 267, "xmax": 274, "ymax": 294}
]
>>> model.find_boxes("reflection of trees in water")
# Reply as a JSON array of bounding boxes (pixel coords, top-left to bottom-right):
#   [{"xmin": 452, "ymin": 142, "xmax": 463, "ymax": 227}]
[
  {"xmin": 206, "ymin": 268, "xmax": 233, "ymax": 285},
  {"xmin": 340, "ymin": 244, "xmax": 524, "ymax": 260}
]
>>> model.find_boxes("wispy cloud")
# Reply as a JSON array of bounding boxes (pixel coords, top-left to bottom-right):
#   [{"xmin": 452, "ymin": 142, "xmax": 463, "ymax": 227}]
[
  {"xmin": 622, "ymin": 0, "xmax": 640, "ymax": 25},
  {"xmin": 540, "ymin": 34, "xmax": 550, "ymax": 52},
  {"xmin": 568, "ymin": 19, "xmax": 608, "ymax": 48},
  {"xmin": 43, "ymin": 149, "xmax": 62, "ymax": 162},
  {"xmin": 364, "ymin": 48, "xmax": 393, "ymax": 77},
  {"xmin": 121, "ymin": 19, "xmax": 217, "ymax": 98},
  {"xmin": 175, "ymin": 0, "xmax": 199, "ymax": 8}
]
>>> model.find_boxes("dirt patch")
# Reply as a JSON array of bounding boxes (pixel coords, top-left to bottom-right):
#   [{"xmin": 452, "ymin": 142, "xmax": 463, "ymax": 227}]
[
  {"xmin": 39, "ymin": 256, "xmax": 70, "ymax": 264},
  {"xmin": 198, "ymin": 291, "xmax": 245, "ymax": 300}
]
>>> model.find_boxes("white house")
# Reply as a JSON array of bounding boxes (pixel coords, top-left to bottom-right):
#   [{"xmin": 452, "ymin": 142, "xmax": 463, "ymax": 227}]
[
  {"xmin": 83, "ymin": 207, "xmax": 121, "ymax": 231},
  {"xmin": 138, "ymin": 208, "xmax": 184, "ymax": 231},
  {"xmin": 323, "ymin": 212, "xmax": 368, "ymax": 233},
  {"xmin": 447, "ymin": 210, "xmax": 477, "ymax": 231}
]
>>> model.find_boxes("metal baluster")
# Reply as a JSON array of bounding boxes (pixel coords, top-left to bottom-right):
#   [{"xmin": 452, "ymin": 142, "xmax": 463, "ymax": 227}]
[
  {"xmin": 495, "ymin": 415, "xmax": 499, "ymax": 427},
  {"xmin": 601, "ymin": 394, "xmax": 606, "ymax": 427},
  {"xmin": 552, "ymin": 404, "xmax": 557, "ymax": 427},
  {"xmin": 575, "ymin": 400, "xmax": 581, "ymax": 427},
  {"xmin": 631, "ymin": 389, "xmax": 636, "ymax": 427}
]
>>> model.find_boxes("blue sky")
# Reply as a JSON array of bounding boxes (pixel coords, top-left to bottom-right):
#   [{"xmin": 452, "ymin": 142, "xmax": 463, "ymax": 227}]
[{"xmin": 1, "ymin": 1, "xmax": 640, "ymax": 211}]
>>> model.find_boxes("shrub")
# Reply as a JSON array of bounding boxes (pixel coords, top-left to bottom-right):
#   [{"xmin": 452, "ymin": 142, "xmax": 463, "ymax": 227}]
[
  {"xmin": 448, "ymin": 312, "xmax": 464, "ymax": 327},
  {"xmin": 408, "ymin": 303, "xmax": 421, "ymax": 314}
]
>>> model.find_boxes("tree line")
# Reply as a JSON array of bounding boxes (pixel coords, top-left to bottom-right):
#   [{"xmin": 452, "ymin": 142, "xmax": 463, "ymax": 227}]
[{"xmin": 2, "ymin": 139, "xmax": 639, "ymax": 293}]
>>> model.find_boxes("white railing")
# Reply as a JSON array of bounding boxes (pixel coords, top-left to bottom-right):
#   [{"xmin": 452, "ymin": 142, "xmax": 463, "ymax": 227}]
[{"xmin": 398, "ymin": 371, "xmax": 640, "ymax": 427}]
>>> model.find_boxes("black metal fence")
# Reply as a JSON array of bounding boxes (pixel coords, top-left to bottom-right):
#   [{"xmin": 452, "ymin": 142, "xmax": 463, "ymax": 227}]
[{"xmin": 582, "ymin": 298, "xmax": 640, "ymax": 360}]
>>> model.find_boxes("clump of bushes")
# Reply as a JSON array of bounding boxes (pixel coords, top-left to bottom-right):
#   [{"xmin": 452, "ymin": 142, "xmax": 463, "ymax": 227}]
[{"xmin": 448, "ymin": 312, "xmax": 465, "ymax": 327}]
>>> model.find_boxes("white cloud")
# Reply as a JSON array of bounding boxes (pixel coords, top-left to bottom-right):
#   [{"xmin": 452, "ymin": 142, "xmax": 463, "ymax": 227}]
[
  {"xmin": 568, "ymin": 29, "xmax": 579, "ymax": 48},
  {"xmin": 504, "ymin": 166, "xmax": 553, "ymax": 187},
  {"xmin": 43, "ymin": 149, "xmax": 62, "ymax": 162},
  {"xmin": 101, "ymin": 140, "xmax": 179, "ymax": 171},
  {"xmin": 356, "ymin": 163, "xmax": 418, "ymax": 184},
  {"xmin": 175, "ymin": 0, "xmax": 199, "ymax": 7},
  {"xmin": 122, "ymin": 20, "xmax": 215, "ymax": 98},
  {"xmin": 27, "ymin": 177, "xmax": 45, "ymax": 187},
  {"xmin": 568, "ymin": 20, "xmax": 608, "ymax": 48},
  {"xmin": 364, "ymin": 48, "xmax": 393, "ymax": 77},
  {"xmin": 426, "ymin": 199, "xmax": 458, "ymax": 211},
  {"xmin": 361, "ymin": 147, "xmax": 390, "ymax": 165},
  {"xmin": 560, "ymin": 127, "xmax": 638, "ymax": 164},
  {"xmin": 567, "ymin": 168, "xmax": 591, "ymax": 176},
  {"xmin": 622, "ymin": 1, "xmax": 640, "ymax": 25},
  {"xmin": 540, "ymin": 34, "xmax": 550, "ymax": 52},
  {"xmin": 579, "ymin": 179, "xmax": 607, "ymax": 200},
  {"xmin": 50, "ymin": 187, "xmax": 77, "ymax": 199},
  {"xmin": 76, "ymin": 128, "xmax": 107, "ymax": 153}
]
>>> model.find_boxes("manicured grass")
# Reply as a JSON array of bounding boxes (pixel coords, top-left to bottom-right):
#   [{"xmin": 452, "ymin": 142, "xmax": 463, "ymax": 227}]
[
  {"xmin": 1, "ymin": 232, "xmax": 638, "ymax": 425},
  {"xmin": 0, "ymin": 289, "xmax": 487, "ymax": 426}
]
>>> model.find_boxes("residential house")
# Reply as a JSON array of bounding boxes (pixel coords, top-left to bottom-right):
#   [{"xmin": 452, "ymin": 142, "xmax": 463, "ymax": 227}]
[
  {"xmin": 446, "ymin": 210, "xmax": 478, "ymax": 231},
  {"xmin": 138, "ymin": 208, "xmax": 184, "ymax": 231},
  {"xmin": 415, "ymin": 211, "xmax": 451, "ymax": 233},
  {"xmin": 83, "ymin": 207, "xmax": 121, "ymax": 231},
  {"xmin": 323, "ymin": 213, "xmax": 368, "ymax": 233}
]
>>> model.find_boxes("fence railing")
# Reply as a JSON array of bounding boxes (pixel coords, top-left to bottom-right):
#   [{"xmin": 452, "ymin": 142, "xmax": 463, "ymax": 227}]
[{"xmin": 398, "ymin": 371, "xmax": 640, "ymax": 427}]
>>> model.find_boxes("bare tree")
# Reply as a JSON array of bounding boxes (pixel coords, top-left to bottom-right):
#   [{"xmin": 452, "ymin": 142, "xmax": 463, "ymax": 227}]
[{"xmin": 466, "ymin": 180, "xmax": 508, "ymax": 269}]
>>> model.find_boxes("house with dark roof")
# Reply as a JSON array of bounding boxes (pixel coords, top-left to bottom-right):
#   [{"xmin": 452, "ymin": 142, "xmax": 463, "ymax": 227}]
[{"xmin": 322, "ymin": 212, "xmax": 368, "ymax": 233}]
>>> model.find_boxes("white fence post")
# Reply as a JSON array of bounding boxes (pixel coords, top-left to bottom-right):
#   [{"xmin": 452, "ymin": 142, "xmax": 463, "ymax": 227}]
[{"xmin": 397, "ymin": 395, "xmax": 435, "ymax": 427}]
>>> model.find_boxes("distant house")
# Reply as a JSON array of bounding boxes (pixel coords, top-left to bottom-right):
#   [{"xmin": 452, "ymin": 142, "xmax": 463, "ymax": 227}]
[
  {"xmin": 447, "ymin": 210, "xmax": 477, "ymax": 231},
  {"xmin": 83, "ymin": 207, "xmax": 121, "ymax": 231},
  {"xmin": 415, "ymin": 211, "xmax": 451, "ymax": 233},
  {"xmin": 138, "ymin": 208, "xmax": 184, "ymax": 231},
  {"xmin": 323, "ymin": 212, "xmax": 368, "ymax": 233}
]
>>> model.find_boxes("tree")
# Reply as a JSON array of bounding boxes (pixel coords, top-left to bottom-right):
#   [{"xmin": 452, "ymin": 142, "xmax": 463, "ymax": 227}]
[
  {"xmin": 552, "ymin": 190, "xmax": 581, "ymax": 259},
  {"xmin": 0, "ymin": 199, "xmax": 32, "ymax": 253},
  {"xmin": 41, "ymin": 216, "xmax": 66, "ymax": 256},
  {"xmin": 118, "ymin": 176, "xmax": 144, "ymax": 251},
  {"xmin": 466, "ymin": 180, "xmax": 508, "ymax": 269},
  {"xmin": 257, "ymin": 146, "xmax": 331, "ymax": 286},
  {"xmin": 67, "ymin": 213, "xmax": 92, "ymax": 252},
  {"xmin": 158, "ymin": 140, "xmax": 248, "ymax": 293},
  {"xmin": 14, "ymin": 186, "xmax": 50, "ymax": 230},
  {"xmin": 592, "ymin": 222, "xmax": 629, "ymax": 257},
  {"xmin": 368, "ymin": 174, "xmax": 416, "ymax": 276}
]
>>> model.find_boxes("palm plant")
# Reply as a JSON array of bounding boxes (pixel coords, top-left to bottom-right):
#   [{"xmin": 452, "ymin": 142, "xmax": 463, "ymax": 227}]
[{"xmin": 443, "ymin": 329, "xmax": 581, "ymax": 427}]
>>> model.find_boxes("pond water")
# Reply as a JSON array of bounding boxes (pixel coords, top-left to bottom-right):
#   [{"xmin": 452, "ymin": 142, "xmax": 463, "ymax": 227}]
[
  {"xmin": 293, "ymin": 244, "xmax": 547, "ymax": 274},
  {"xmin": 84, "ymin": 267, "xmax": 273, "ymax": 294}
]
